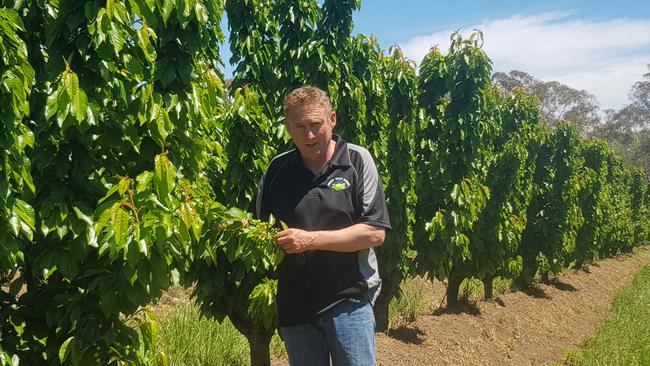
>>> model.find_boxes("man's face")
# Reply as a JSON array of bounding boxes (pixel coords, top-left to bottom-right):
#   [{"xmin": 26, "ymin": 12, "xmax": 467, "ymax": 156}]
[{"xmin": 285, "ymin": 104, "xmax": 336, "ymax": 162}]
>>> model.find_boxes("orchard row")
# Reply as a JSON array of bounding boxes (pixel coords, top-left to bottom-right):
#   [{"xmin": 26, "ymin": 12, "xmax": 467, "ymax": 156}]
[{"xmin": 1, "ymin": 1, "xmax": 648, "ymax": 365}]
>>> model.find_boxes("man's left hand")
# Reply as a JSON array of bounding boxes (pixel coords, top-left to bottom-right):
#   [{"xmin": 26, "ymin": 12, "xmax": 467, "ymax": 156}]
[{"xmin": 275, "ymin": 228, "xmax": 317, "ymax": 254}]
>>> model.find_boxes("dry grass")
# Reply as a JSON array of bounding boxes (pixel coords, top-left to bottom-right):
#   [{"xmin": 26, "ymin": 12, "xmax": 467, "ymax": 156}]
[{"xmin": 152, "ymin": 286, "xmax": 285, "ymax": 366}]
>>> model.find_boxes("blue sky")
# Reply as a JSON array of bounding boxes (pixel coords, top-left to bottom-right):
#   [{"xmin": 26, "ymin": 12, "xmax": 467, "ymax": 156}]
[
  {"xmin": 352, "ymin": 0, "xmax": 650, "ymax": 45},
  {"xmin": 220, "ymin": 1, "xmax": 650, "ymax": 110}
]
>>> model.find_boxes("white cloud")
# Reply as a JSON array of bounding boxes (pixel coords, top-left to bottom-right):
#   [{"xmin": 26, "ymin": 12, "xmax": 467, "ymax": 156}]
[{"xmin": 399, "ymin": 12, "xmax": 650, "ymax": 110}]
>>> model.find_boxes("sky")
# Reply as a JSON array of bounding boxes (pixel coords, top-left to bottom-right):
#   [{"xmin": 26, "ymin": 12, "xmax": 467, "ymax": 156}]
[{"xmin": 221, "ymin": 0, "xmax": 650, "ymax": 111}]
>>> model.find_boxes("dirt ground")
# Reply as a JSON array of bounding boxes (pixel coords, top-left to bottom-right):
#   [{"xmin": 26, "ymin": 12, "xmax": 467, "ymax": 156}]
[{"xmin": 273, "ymin": 247, "xmax": 650, "ymax": 366}]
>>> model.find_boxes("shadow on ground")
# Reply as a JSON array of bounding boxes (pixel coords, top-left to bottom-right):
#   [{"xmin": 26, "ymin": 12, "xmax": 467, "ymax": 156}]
[
  {"xmin": 521, "ymin": 284, "xmax": 551, "ymax": 299},
  {"xmin": 550, "ymin": 280, "xmax": 577, "ymax": 292},
  {"xmin": 387, "ymin": 325, "xmax": 426, "ymax": 345},
  {"xmin": 433, "ymin": 300, "xmax": 481, "ymax": 316}
]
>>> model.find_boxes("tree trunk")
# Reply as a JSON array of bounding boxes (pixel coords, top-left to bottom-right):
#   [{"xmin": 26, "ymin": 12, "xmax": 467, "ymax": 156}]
[
  {"xmin": 230, "ymin": 314, "xmax": 274, "ymax": 366},
  {"xmin": 446, "ymin": 269, "xmax": 463, "ymax": 307},
  {"xmin": 248, "ymin": 330, "xmax": 272, "ymax": 366},
  {"xmin": 574, "ymin": 258, "xmax": 584, "ymax": 269},
  {"xmin": 373, "ymin": 277, "xmax": 395, "ymax": 332},
  {"xmin": 482, "ymin": 276, "xmax": 494, "ymax": 300},
  {"xmin": 515, "ymin": 258, "xmax": 537, "ymax": 289},
  {"xmin": 540, "ymin": 271, "xmax": 550, "ymax": 284}
]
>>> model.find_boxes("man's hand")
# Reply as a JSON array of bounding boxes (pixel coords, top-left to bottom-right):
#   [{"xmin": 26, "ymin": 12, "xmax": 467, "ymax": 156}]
[{"xmin": 275, "ymin": 228, "xmax": 317, "ymax": 254}]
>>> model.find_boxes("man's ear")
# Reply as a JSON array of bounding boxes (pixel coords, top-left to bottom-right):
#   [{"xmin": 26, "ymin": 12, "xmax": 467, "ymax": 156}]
[{"xmin": 329, "ymin": 110, "xmax": 337, "ymax": 129}]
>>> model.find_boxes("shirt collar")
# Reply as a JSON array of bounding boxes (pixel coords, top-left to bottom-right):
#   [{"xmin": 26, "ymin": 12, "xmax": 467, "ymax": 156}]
[{"xmin": 330, "ymin": 134, "xmax": 352, "ymax": 168}]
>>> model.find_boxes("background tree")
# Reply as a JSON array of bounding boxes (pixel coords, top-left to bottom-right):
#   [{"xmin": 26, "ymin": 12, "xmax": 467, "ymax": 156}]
[
  {"xmin": 372, "ymin": 46, "xmax": 417, "ymax": 330},
  {"xmin": 595, "ymin": 65, "xmax": 650, "ymax": 173},
  {"xmin": 226, "ymin": 0, "xmax": 281, "ymax": 117},
  {"xmin": 518, "ymin": 123, "xmax": 584, "ymax": 286},
  {"xmin": 191, "ymin": 204, "xmax": 284, "ymax": 366},
  {"xmin": 629, "ymin": 169, "xmax": 650, "ymax": 249},
  {"xmin": 493, "ymin": 70, "xmax": 601, "ymax": 137},
  {"xmin": 574, "ymin": 140, "xmax": 611, "ymax": 268},
  {"xmin": 468, "ymin": 89, "xmax": 542, "ymax": 299},
  {"xmin": 600, "ymin": 159, "xmax": 635, "ymax": 256},
  {"xmin": 414, "ymin": 32, "xmax": 497, "ymax": 306},
  {"xmin": 192, "ymin": 85, "xmax": 281, "ymax": 366}
]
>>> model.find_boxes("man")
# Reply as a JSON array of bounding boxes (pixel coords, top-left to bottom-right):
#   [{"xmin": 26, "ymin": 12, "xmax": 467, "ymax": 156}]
[{"xmin": 254, "ymin": 86, "xmax": 390, "ymax": 365}]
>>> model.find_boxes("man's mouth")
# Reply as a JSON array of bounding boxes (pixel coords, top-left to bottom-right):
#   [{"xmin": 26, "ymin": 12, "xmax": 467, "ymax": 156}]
[{"xmin": 306, "ymin": 142, "xmax": 317, "ymax": 148}]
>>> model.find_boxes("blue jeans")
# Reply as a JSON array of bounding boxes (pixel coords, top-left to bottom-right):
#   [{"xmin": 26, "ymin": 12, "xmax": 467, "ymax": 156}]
[{"xmin": 279, "ymin": 297, "xmax": 376, "ymax": 366}]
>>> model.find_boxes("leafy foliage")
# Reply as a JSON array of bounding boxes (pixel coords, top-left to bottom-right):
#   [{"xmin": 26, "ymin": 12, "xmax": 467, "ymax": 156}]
[
  {"xmin": 414, "ymin": 32, "xmax": 497, "ymax": 303},
  {"xmin": 371, "ymin": 46, "xmax": 418, "ymax": 329},
  {"xmin": 0, "ymin": 6, "xmax": 34, "ymax": 300},
  {"xmin": 574, "ymin": 140, "xmax": 611, "ymax": 266},
  {"xmin": 1, "ymin": 0, "xmax": 228, "ymax": 363},
  {"xmin": 519, "ymin": 123, "xmax": 585, "ymax": 283},
  {"xmin": 469, "ymin": 90, "xmax": 542, "ymax": 292}
]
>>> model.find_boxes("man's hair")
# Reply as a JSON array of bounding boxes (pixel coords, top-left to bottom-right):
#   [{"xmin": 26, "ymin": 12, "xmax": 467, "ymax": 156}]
[{"xmin": 283, "ymin": 86, "xmax": 332, "ymax": 116}]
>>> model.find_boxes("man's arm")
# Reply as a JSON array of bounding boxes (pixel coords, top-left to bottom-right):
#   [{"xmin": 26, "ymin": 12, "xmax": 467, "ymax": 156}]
[{"xmin": 275, "ymin": 224, "xmax": 385, "ymax": 254}]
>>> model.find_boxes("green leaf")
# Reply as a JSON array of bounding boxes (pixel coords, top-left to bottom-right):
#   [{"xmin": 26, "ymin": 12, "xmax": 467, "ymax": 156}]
[
  {"xmin": 111, "ymin": 202, "xmax": 129, "ymax": 249},
  {"xmin": 0, "ymin": 9, "xmax": 24, "ymax": 30},
  {"xmin": 73, "ymin": 207, "xmax": 98, "ymax": 247},
  {"xmin": 20, "ymin": 165, "xmax": 35, "ymax": 193},
  {"xmin": 20, "ymin": 221, "xmax": 34, "ymax": 241},
  {"xmin": 194, "ymin": 2, "xmax": 208, "ymax": 23},
  {"xmin": 162, "ymin": 0, "xmax": 174, "ymax": 23},
  {"xmin": 18, "ymin": 128, "xmax": 35, "ymax": 148},
  {"xmin": 109, "ymin": 22, "xmax": 126, "ymax": 54},
  {"xmin": 60, "ymin": 62, "xmax": 88, "ymax": 123},
  {"xmin": 99, "ymin": 184, "xmax": 120, "ymax": 204},
  {"xmin": 59, "ymin": 336, "xmax": 74, "ymax": 363},
  {"xmin": 63, "ymin": 68, "xmax": 78, "ymax": 105},
  {"xmin": 154, "ymin": 154, "xmax": 176, "ymax": 199},
  {"xmin": 14, "ymin": 199, "xmax": 35, "ymax": 230},
  {"xmin": 137, "ymin": 26, "xmax": 157, "ymax": 63},
  {"xmin": 156, "ymin": 106, "xmax": 173, "ymax": 142},
  {"xmin": 138, "ymin": 239, "xmax": 148, "ymax": 256},
  {"xmin": 95, "ymin": 204, "xmax": 114, "ymax": 235},
  {"xmin": 106, "ymin": 0, "xmax": 115, "ymax": 19},
  {"xmin": 179, "ymin": 201, "xmax": 195, "ymax": 230},
  {"xmin": 45, "ymin": 90, "xmax": 59, "ymax": 120},
  {"xmin": 43, "ymin": 265, "xmax": 58, "ymax": 281},
  {"xmin": 8, "ymin": 213, "xmax": 19, "ymax": 236},
  {"xmin": 118, "ymin": 178, "xmax": 129, "ymax": 196},
  {"xmin": 136, "ymin": 171, "xmax": 153, "ymax": 193}
]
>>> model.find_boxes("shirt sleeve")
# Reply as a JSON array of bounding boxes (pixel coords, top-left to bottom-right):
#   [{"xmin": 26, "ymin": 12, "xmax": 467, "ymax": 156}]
[{"xmin": 354, "ymin": 147, "xmax": 391, "ymax": 230}]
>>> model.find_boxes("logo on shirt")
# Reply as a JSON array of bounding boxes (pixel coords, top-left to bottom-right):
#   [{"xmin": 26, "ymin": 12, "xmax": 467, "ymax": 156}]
[{"xmin": 327, "ymin": 177, "xmax": 350, "ymax": 191}]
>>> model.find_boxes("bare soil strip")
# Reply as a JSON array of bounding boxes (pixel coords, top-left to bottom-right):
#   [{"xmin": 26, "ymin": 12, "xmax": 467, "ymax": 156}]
[{"xmin": 374, "ymin": 247, "xmax": 650, "ymax": 366}]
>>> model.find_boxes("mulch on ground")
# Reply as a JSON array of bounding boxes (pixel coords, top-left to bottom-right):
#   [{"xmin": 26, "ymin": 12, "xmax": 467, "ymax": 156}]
[{"xmin": 373, "ymin": 247, "xmax": 650, "ymax": 366}]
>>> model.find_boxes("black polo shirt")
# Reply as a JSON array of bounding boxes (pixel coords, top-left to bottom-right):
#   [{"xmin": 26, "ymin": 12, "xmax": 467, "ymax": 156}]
[{"xmin": 255, "ymin": 135, "xmax": 391, "ymax": 326}]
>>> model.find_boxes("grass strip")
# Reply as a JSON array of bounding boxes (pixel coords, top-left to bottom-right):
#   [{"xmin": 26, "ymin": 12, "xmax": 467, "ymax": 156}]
[
  {"xmin": 157, "ymin": 302, "xmax": 285, "ymax": 365},
  {"xmin": 563, "ymin": 264, "xmax": 650, "ymax": 366}
]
